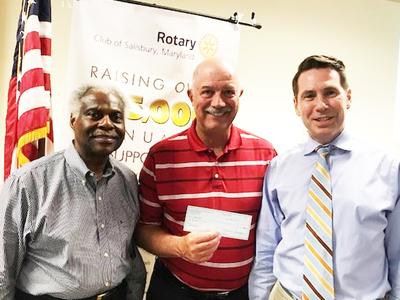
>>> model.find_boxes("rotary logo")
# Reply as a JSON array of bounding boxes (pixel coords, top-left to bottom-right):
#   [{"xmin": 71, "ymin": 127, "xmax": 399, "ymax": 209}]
[{"xmin": 199, "ymin": 34, "xmax": 218, "ymax": 58}]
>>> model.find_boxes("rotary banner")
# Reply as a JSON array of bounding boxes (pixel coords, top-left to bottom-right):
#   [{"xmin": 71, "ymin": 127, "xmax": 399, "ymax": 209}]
[{"xmin": 65, "ymin": 0, "xmax": 240, "ymax": 173}]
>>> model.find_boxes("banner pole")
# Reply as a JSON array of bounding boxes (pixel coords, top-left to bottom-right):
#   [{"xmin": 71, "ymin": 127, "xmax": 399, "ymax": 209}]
[{"xmin": 113, "ymin": 0, "xmax": 262, "ymax": 29}]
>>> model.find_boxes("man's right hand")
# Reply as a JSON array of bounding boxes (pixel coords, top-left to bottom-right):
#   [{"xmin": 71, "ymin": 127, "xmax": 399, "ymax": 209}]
[{"xmin": 177, "ymin": 231, "xmax": 221, "ymax": 263}]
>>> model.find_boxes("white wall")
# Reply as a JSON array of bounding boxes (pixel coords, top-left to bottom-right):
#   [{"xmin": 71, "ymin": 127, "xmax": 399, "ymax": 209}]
[{"xmin": 1, "ymin": 0, "xmax": 400, "ymax": 181}]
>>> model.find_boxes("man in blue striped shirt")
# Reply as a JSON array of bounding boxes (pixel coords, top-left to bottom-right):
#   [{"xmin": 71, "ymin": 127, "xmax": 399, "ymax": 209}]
[{"xmin": 0, "ymin": 85, "xmax": 145, "ymax": 300}]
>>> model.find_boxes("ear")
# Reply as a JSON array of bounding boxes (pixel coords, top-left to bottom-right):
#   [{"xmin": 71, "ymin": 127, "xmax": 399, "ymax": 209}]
[
  {"xmin": 345, "ymin": 88, "xmax": 352, "ymax": 109},
  {"xmin": 294, "ymin": 97, "xmax": 301, "ymax": 116},
  {"xmin": 70, "ymin": 114, "xmax": 76, "ymax": 130},
  {"xmin": 187, "ymin": 89, "xmax": 194, "ymax": 103}
]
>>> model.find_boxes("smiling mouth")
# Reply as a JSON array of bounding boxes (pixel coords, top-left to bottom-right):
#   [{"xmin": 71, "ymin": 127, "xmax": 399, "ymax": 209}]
[
  {"xmin": 314, "ymin": 116, "xmax": 333, "ymax": 122},
  {"xmin": 92, "ymin": 135, "xmax": 117, "ymax": 143}
]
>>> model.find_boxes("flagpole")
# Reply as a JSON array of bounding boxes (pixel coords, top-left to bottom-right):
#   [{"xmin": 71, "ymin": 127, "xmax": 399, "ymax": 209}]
[{"xmin": 113, "ymin": 0, "xmax": 262, "ymax": 29}]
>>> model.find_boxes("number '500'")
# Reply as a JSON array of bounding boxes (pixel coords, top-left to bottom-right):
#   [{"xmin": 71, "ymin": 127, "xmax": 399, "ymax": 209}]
[{"xmin": 127, "ymin": 96, "xmax": 194, "ymax": 127}]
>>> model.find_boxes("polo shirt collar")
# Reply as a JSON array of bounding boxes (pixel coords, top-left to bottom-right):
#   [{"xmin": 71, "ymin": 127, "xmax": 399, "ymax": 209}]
[{"xmin": 187, "ymin": 120, "xmax": 242, "ymax": 153}]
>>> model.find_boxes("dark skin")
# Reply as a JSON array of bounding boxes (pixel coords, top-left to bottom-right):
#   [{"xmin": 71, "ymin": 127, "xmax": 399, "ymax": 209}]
[{"xmin": 70, "ymin": 90, "xmax": 125, "ymax": 179}]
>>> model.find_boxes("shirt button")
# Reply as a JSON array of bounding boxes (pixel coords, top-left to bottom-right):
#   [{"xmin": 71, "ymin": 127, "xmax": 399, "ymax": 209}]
[
  {"xmin": 105, "ymin": 281, "xmax": 111, "ymax": 287},
  {"xmin": 81, "ymin": 180, "xmax": 85, "ymax": 185},
  {"xmin": 214, "ymin": 173, "xmax": 219, "ymax": 179},
  {"xmin": 98, "ymin": 196, "xmax": 102, "ymax": 201},
  {"xmin": 100, "ymin": 224, "xmax": 105, "ymax": 229},
  {"xmin": 104, "ymin": 252, "xmax": 109, "ymax": 257}
]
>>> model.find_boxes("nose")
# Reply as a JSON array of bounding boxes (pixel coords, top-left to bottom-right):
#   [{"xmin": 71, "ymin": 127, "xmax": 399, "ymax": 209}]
[
  {"xmin": 98, "ymin": 115, "xmax": 114, "ymax": 129},
  {"xmin": 315, "ymin": 95, "xmax": 329, "ymax": 111},
  {"xmin": 210, "ymin": 92, "xmax": 226, "ymax": 107}
]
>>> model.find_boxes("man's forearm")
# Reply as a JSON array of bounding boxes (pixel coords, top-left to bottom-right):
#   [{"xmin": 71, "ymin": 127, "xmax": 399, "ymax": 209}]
[{"xmin": 135, "ymin": 224, "xmax": 182, "ymax": 258}]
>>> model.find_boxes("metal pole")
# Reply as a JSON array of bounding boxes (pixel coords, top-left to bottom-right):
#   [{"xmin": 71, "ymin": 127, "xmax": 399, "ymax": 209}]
[{"xmin": 114, "ymin": 0, "xmax": 262, "ymax": 29}]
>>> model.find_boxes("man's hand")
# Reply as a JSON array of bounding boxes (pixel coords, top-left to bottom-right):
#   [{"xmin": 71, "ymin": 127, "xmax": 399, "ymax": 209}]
[
  {"xmin": 177, "ymin": 231, "xmax": 221, "ymax": 263},
  {"xmin": 135, "ymin": 225, "xmax": 221, "ymax": 262}
]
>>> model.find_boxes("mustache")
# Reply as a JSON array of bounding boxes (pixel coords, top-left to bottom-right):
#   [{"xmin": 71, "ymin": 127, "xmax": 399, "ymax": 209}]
[{"xmin": 205, "ymin": 106, "xmax": 232, "ymax": 115}]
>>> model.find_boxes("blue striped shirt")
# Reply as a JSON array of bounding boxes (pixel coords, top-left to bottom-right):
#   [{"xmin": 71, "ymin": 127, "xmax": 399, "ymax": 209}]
[{"xmin": 0, "ymin": 144, "xmax": 145, "ymax": 299}]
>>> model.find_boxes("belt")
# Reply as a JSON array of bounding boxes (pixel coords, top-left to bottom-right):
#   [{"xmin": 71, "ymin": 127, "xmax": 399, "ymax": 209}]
[
  {"xmin": 155, "ymin": 259, "xmax": 248, "ymax": 299},
  {"xmin": 15, "ymin": 279, "xmax": 127, "ymax": 300}
]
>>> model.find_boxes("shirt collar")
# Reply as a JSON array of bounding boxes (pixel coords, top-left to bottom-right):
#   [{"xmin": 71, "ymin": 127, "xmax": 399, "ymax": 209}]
[
  {"xmin": 303, "ymin": 129, "xmax": 354, "ymax": 156},
  {"xmin": 187, "ymin": 119, "xmax": 242, "ymax": 153},
  {"xmin": 64, "ymin": 142, "xmax": 115, "ymax": 179}
]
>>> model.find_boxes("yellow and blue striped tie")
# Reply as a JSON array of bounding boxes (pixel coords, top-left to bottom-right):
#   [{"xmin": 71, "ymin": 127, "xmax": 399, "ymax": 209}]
[{"xmin": 302, "ymin": 146, "xmax": 334, "ymax": 300}]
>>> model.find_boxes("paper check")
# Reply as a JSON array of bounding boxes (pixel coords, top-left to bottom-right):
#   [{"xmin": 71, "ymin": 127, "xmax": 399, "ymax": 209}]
[{"xmin": 183, "ymin": 205, "xmax": 252, "ymax": 240}]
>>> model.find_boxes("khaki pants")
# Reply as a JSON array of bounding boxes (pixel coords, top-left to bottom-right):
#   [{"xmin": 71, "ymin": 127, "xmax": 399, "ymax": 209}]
[{"xmin": 269, "ymin": 282, "xmax": 297, "ymax": 300}]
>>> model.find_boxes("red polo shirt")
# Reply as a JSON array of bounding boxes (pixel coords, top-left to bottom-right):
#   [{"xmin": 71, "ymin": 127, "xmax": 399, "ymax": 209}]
[{"xmin": 139, "ymin": 121, "xmax": 277, "ymax": 291}]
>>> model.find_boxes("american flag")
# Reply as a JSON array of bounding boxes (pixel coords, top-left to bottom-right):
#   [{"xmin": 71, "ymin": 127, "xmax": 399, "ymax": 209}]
[{"xmin": 4, "ymin": 0, "xmax": 53, "ymax": 180}]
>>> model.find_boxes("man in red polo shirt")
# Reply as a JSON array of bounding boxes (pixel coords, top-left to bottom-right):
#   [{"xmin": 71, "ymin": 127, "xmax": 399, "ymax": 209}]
[{"xmin": 136, "ymin": 58, "xmax": 277, "ymax": 300}]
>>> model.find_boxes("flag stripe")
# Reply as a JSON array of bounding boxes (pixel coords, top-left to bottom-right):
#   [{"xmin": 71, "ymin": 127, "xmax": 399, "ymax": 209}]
[
  {"xmin": 18, "ymin": 86, "xmax": 51, "ymax": 118},
  {"xmin": 17, "ymin": 107, "xmax": 51, "ymax": 136},
  {"xmin": 39, "ymin": 22, "xmax": 52, "ymax": 38},
  {"xmin": 25, "ymin": 17, "xmax": 51, "ymax": 38},
  {"xmin": 24, "ymin": 32, "xmax": 51, "ymax": 56},
  {"xmin": 4, "ymin": 77, "xmax": 18, "ymax": 179},
  {"xmin": 21, "ymin": 50, "xmax": 51, "ymax": 75},
  {"xmin": 19, "ymin": 69, "xmax": 45, "ymax": 94}
]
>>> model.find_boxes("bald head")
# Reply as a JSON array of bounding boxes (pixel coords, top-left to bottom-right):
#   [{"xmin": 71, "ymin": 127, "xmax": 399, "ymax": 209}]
[{"xmin": 191, "ymin": 58, "xmax": 241, "ymax": 91}]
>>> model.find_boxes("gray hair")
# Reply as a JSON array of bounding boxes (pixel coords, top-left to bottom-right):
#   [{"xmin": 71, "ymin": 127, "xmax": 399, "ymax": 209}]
[{"xmin": 69, "ymin": 84, "xmax": 127, "ymax": 117}]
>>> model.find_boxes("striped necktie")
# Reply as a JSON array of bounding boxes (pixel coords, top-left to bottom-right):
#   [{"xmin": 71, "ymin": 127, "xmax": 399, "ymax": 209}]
[{"xmin": 302, "ymin": 146, "xmax": 334, "ymax": 300}]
